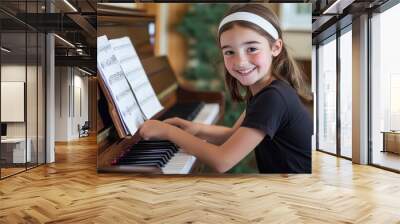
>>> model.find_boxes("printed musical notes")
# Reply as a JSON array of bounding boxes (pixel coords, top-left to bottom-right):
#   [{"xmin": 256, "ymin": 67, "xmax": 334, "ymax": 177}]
[
  {"xmin": 110, "ymin": 37, "xmax": 163, "ymax": 119},
  {"xmin": 97, "ymin": 35, "xmax": 144, "ymax": 135},
  {"xmin": 97, "ymin": 35, "xmax": 164, "ymax": 136}
]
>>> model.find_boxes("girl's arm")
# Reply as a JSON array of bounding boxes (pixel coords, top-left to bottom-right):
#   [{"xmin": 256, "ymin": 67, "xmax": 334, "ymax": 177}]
[
  {"xmin": 139, "ymin": 118, "xmax": 264, "ymax": 173},
  {"xmin": 196, "ymin": 111, "xmax": 245, "ymax": 144},
  {"xmin": 165, "ymin": 111, "xmax": 245, "ymax": 145}
]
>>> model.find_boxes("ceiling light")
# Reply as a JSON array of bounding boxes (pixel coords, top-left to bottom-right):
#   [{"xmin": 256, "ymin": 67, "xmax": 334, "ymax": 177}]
[
  {"xmin": 78, "ymin": 67, "xmax": 93, "ymax": 76},
  {"xmin": 322, "ymin": 0, "xmax": 354, "ymax": 15},
  {"xmin": 1, "ymin": 47, "xmax": 11, "ymax": 53},
  {"xmin": 54, "ymin": 34, "xmax": 75, "ymax": 48},
  {"xmin": 63, "ymin": 0, "xmax": 78, "ymax": 12},
  {"xmin": 323, "ymin": 0, "xmax": 341, "ymax": 14}
]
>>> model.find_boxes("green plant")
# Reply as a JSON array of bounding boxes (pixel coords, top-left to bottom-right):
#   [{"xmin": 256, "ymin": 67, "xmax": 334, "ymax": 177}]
[{"xmin": 176, "ymin": 4, "xmax": 227, "ymax": 90}]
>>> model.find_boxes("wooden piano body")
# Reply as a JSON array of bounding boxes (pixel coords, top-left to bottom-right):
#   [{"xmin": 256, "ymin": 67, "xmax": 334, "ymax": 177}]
[{"xmin": 96, "ymin": 5, "xmax": 224, "ymax": 174}]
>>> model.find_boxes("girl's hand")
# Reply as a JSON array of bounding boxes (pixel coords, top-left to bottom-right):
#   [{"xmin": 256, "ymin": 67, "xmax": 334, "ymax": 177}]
[
  {"xmin": 163, "ymin": 117, "xmax": 200, "ymax": 136},
  {"xmin": 139, "ymin": 120, "xmax": 172, "ymax": 140}
]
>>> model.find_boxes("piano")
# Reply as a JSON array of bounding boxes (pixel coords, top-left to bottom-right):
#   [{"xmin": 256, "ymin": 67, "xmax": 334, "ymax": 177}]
[{"xmin": 97, "ymin": 4, "xmax": 225, "ymax": 174}]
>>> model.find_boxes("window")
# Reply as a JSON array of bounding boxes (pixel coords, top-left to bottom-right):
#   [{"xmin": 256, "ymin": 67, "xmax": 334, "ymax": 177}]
[
  {"xmin": 317, "ymin": 36, "xmax": 337, "ymax": 154},
  {"xmin": 0, "ymin": 1, "xmax": 47, "ymax": 179},
  {"xmin": 339, "ymin": 28, "xmax": 352, "ymax": 158},
  {"xmin": 370, "ymin": 2, "xmax": 400, "ymax": 171}
]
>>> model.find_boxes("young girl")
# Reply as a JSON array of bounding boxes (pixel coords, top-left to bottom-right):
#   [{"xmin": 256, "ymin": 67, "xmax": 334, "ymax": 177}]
[{"xmin": 139, "ymin": 4, "xmax": 312, "ymax": 173}]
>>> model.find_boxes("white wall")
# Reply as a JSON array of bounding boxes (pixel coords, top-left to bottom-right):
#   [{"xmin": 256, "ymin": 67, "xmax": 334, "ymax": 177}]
[
  {"xmin": 1, "ymin": 63, "xmax": 46, "ymax": 164},
  {"xmin": 1, "ymin": 65, "xmax": 31, "ymax": 138},
  {"xmin": 71, "ymin": 72, "xmax": 89, "ymax": 138},
  {"xmin": 55, "ymin": 66, "xmax": 69, "ymax": 141},
  {"xmin": 54, "ymin": 67, "xmax": 89, "ymax": 141}
]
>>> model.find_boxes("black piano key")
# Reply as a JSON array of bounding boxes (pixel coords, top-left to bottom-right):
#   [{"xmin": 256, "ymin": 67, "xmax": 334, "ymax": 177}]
[
  {"xmin": 135, "ymin": 140, "xmax": 177, "ymax": 147},
  {"xmin": 118, "ymin": 155, "xmax": 169, "ymax": 165},
  {"xmin": 131, "ymin": 144, "xmax": 179, "ymax": 152},
  {"xmin": 130, "ymin": 143, "xmax": 176, "ymax": 152},
  {"xmin": 187, "ymin": 102, "xmax": 205, "ymax": 121},
  {"xmin": 129, "ymin": 147, "xmax": 173, "ymax": 153},
  {"xmin": 130, "ymin": 146, "xmax": 173, "ymax": 151},
  {"xmin": 137, "ymin": 140, "xmax": 170, "ymax": 143},
  {"xmin": 126, "ymin": 149, "xmax": 174, "ymax": 159},
  {"xmin": 118, "ymin": 155, "xmax": 169, "ymax": 164},
  {"xmin": 122, "ymin": 152, "xmax": 171, "ymax": 162},
  {"xmin": 113, "ymin": 138, "xmax": 181, "ymax": 169},
  {"xmin": 116, "ymin": 160, "xmax": 165, "ymax": 167},
  {"xmin": 131, "ymin": 146, "xmax": 177, "ymax": 154},
  {"xmin": 125, "ymin": 149, "xmax": 173, "ymax": 157},
  {"xmin": 119, "ymin": 149, "xmax": 171, "ymax": 162},
  {"xmin": 132, "ymin": 144, "xmax": 174, "ymax": 149},
  {"xmin": 117, "ymin": 154, "xmax": 166, "ymax": 162},
  {"xmin": 116, "ymin": 162, "xmax": 163, "ymax": 168},
  {"xmin": 138, "ymin": 140, "xmax": 172, "ymax": 144},
  {"xmin": 158, "ymin": 101, "xmax": 205, "ymax": 121}
]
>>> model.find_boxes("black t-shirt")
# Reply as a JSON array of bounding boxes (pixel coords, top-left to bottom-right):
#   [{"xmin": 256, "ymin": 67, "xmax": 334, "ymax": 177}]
[{"xmin": 241, "ymin": 79, "xmax": 312, "ymax": 173}]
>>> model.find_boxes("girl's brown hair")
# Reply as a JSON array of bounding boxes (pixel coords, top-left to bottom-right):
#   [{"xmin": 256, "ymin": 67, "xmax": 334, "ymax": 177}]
[{"xmin": 218, "ymin": 4, "xmax": 311, "ymax": 102}]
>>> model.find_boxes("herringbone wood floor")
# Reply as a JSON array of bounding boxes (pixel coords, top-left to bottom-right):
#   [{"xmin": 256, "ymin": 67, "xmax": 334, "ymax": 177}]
[{"xmin": 1, "ymin": 136, "xmax": 400, "ymax": 223}]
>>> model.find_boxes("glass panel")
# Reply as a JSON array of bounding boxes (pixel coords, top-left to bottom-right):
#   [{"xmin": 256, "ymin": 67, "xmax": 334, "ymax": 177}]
[
  {"xmin": 1, "ymin": 31, "xmax": 27, "ymax": 177},
  {"xmin": 317, "ymin": 37, "xmax": 337, "ymax": 154},
  {"xmin": 0, "ymin": 1, "xmax": 46, "ymax": 178},
  {"xmin": 339, "ymin": 29, "xmax": 352, "ymax": 158},
  {"xmin": 371, "ymin": 3, "xmax": 400, "ymax": 171},
  {"xmin": 312, "ymin": 45, "xmax": 317, "ymax": 151},
  {"xmin": 27, "ymin": 31, "xmax": 38, "ymax": 169},
  {"xmin": 38, "ymin": 32, "xmax": 45, "ymax": 165},
  {"xmin": 26, "ymin": 0, "xmax": 39, "ymax": 170}
]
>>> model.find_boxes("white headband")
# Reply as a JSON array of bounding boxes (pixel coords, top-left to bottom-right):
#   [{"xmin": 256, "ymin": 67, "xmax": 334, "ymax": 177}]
[{"xmin": 218, "ymin": 12, "xmax": 279, "ymax": 40}]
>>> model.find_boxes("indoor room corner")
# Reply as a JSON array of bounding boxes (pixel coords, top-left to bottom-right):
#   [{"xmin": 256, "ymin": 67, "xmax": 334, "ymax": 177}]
[
  {"xmin": 0, "ymin": 2, "xmax": 47, "ymax": 178},
  {"xmin": 53, "ymin": 66, "xmax": 96, "ymax": 142},
  {"xmin": 0, "ymin": 0, "xmax": 97, "ymax": 179},
  {"xmin": 313, "ymin": 0, "xmax": 400, "ymax": 172},
  {"xmin": 51, "ymin": 1, "xmax": 97, "ymax": 165}
]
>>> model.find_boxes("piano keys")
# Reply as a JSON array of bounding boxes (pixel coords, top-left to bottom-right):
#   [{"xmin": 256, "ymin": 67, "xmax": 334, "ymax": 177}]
[
  {"xmin": 158, "ymin": 101, "xmax": 205, "ymax": 121},
  {"xmin": 114, "ymin": 140, "xmax": 178, "ymax": 167},
  {"xmin": 98, "ymin": 101, "xmax": 220, "ymax": 174},
  {"xmin": 162, "ymin": 103, "xmax": 220, "ymax": 174}
]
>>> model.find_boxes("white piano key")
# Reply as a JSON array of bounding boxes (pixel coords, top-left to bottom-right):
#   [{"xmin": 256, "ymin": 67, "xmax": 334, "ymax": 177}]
[
  {"xmin": 162, "ymin": 152, "xmax": 195, "ymax": 174},
  {"xmin": 192, "ymin": 103, "xmax": 219, "ymax": 125},
  {"xmin": 161, "ymin": 103, "xmax": 219, "ymax": 174}
]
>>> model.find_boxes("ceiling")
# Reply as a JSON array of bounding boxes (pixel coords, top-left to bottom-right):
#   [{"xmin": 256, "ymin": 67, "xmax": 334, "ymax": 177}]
[
  {"xmin": 0, "ymin": 0, "xmax": 96, "ymax": 72},
  {"xmin": 311, "ymin": 0, "xmax": 390, "ymax": 43},
  {"xmin": 1, "ymin": 0, "xmax": 395, "ymax": 72}
]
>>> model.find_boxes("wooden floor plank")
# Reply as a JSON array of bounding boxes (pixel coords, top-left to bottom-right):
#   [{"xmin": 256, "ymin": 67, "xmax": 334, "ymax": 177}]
[{"xmin": 1, "ymin": 136, "xmax": 400, "ymax": 223}]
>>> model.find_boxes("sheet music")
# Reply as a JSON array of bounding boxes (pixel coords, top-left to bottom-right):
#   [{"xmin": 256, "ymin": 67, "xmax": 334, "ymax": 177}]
[
  {"xmin": 97, "ymin": 35, "xmax": 144, "ymax": 135},
  {"xmin": 109, "ymin": 37, "xmax": 164, "ymax": 119}
]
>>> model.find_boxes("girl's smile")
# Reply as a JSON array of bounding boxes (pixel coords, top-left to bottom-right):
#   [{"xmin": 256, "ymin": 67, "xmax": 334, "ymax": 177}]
[
  {"xmin": 235, "ymin": 66, "xmax": 256, "ymax": 76},
  {"xmin": 220, "ymin": 24, "xmax": 282, "ymax": 95}
]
